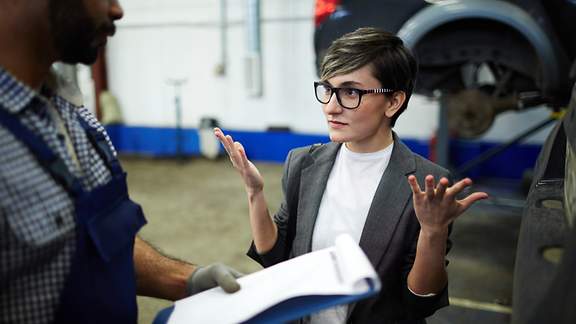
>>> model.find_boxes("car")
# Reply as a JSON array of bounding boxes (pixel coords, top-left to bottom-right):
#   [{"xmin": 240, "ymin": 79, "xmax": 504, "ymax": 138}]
[
  {"xmin": 314, "ymin": 0, "xmax": 576, "ymax": 138},
  {"xmin": 512, "ymin": 63, "xmax": 575, "ymax": 324}
]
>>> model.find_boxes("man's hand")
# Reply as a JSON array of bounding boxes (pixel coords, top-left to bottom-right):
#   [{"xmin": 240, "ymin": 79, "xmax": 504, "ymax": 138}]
[
  {"xmin": 407, "ymin": 175, "xmax": 488, "ymax": 235},
  {"xmin": 186, "ymin": 263, "xmax": 243, "ymax": 296}
]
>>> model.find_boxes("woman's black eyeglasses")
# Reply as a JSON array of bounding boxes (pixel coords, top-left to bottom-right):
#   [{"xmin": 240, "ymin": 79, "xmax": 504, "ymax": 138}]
[{"xmin": 314, "ymin": 81, "xmax": 395, "ymax": 109}]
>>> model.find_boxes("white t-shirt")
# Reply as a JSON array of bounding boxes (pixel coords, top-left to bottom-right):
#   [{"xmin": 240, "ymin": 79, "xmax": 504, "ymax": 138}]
[{"xmin": 310, "ymin": 142, "xmax": 393, "ymax": 324}]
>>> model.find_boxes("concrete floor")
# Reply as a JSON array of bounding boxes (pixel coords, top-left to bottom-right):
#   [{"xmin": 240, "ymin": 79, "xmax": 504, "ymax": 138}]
[{"xmin": 121, "ymin": 156, "xmax": 522, "ymax": 324}]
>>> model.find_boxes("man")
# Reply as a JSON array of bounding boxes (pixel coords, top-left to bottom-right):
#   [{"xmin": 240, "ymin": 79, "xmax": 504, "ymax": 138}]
[{"xmin": 0, "ymin": 1, "xmax": 241, "ymax": 323}]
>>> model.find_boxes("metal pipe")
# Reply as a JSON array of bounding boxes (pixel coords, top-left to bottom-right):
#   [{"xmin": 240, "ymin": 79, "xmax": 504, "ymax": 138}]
[
  {"xmin": 217, "ymin": 0, "xmax": 228, "ymax": 76},
  {"xmin": 437, "ymin": 93, "xmax": 450, "ymax": 168},
  {"xmin": 246, "ymin": 0, "xmax": 262, "ymax": 97},
  {"xmin": 455, "ymin": 117, "xmax": 557, "ymax": 177}
]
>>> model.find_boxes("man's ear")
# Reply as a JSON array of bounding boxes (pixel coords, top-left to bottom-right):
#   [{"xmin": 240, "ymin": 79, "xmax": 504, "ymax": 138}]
[{"xmin": 385, "ymin": 91, "xmax": 406, "ymax": 118}]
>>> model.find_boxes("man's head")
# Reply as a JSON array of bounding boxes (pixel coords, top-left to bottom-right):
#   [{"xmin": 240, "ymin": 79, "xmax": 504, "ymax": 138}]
[
  {"xmin": 48, "ymin": 0, "xmax": 123, "ymax": 64},
  {"xmin": 320, "ymin": 27, "xmax": 417, "ymax": 127}
]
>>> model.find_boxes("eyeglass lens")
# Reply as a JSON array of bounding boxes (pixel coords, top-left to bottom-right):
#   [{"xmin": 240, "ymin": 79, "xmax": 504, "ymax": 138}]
[{"xmin": 315, "ymin": 83, "xmax": 361, "ymax": 109}]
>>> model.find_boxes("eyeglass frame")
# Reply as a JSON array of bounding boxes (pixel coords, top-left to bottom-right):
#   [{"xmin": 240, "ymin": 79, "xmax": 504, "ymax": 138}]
[{"xmin": 314, "ymin": 81, "xmax": 395, "ymax": 109}]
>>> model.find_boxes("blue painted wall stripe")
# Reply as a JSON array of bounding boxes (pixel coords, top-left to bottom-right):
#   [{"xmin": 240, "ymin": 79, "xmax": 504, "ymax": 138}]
[
  {"xmin": 106, "ymin": 125, "xmax": 200, "ymax": 157},
  {"xmin": 105, "ymin": 125, "xmax": 542, "ymax": 180}
]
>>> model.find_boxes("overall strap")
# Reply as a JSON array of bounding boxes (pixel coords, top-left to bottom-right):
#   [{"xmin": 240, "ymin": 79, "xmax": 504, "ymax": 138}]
[
  {"xmin": 76, "ymin": 116, "xmax": 123, "ymax": 175},
  {"xmin": 0, "ymin": 108, "xmax": 84, "ymax": 196}
]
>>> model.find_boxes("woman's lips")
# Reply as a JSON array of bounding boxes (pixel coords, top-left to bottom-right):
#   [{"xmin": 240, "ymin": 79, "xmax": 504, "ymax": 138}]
[{"xmin": 328, "ymin": 120, "xmax": 348, "ymax": 129}]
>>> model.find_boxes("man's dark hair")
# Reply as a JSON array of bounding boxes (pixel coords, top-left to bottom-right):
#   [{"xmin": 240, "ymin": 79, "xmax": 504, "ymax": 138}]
[{"xmin": 320, "ymin": 27, "xmax": 418, "ymax": 127}]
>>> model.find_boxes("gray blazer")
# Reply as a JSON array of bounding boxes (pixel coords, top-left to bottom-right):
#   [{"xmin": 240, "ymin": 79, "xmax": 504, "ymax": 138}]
[{"xmin": 248, "ymin": 134, "xmax": 451, "ymax": 323}]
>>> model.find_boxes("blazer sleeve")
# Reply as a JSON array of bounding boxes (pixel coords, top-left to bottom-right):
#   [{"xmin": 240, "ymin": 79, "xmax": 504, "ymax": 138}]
[
  {"xmin": 400, "ymin": 221, "xmax": 453, "ymax": 318},
  {"xmin": 246, "ymin": 149, "xmax": 297, "ymax": 267},
  {"xmin": 400, "ymin": 168, "xmax": 453, "ymax": 318}
]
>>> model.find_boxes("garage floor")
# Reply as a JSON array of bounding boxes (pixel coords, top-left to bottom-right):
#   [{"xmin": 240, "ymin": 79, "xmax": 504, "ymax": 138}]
[{"xmin": 121, "ymin": 156, "xmax": 522, "ymax": 324}]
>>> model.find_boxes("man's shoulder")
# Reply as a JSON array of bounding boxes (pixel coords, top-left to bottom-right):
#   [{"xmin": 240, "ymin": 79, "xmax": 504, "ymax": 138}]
[
  {"xmin": 75, "ymin": 106, "xmax": 103, "ymax": 128},
  {"xmin": 74, "ymin": 106, "xmax": 118, "ymax": 157}
]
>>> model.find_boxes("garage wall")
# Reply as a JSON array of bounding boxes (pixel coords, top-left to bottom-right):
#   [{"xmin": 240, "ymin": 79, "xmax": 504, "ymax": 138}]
[{"xmin": 103, "ymin": 0, "xmax": 555, "ymax": 179}]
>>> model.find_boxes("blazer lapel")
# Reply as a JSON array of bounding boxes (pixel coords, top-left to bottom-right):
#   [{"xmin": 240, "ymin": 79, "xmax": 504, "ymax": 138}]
[
  {"xmin": 292, "ymin": 142, "xmax": 340, "ymax": 256},
  {"xmin": 359, "ymin": 136, "xmax": 416, "ymax": 267}
]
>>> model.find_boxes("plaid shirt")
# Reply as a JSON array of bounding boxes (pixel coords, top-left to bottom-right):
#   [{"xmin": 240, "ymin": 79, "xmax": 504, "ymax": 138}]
[{"xmin": 0, "ymin": 66, "xmax": 116, "ymax": 323}]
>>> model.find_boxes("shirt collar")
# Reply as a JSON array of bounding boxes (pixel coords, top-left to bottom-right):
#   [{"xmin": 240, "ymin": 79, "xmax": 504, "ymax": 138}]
[
  {"xmin": 0, "ymin": 66, "xmax": 37, "ymax": 114},
  {"xmin": 0, "ymin": 65, "xmax": 84, "ymax": 114}
]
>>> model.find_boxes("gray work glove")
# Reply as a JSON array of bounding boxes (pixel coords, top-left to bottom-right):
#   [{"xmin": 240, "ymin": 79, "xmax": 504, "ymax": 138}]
[{"xmin": 186, "ymin": 263, "xmax": 243, "ymax": 296}]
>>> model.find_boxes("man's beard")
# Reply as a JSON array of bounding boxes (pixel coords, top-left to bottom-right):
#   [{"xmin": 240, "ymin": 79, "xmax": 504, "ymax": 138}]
[{"xmin": 48, "ymin": 0, "xmax": 110, "ymax": 64}]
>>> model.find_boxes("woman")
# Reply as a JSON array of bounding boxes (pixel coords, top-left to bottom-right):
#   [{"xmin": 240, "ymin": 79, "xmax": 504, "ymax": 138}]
[{"xmin": 215, "ymin": 27, "xmax": 487, "ymax": 323}]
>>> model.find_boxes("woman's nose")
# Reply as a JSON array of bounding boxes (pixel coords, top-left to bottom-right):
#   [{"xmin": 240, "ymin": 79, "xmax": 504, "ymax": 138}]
[{"xmin": 323, "ymin": 92, "xmax": 343, "ymax": 114}]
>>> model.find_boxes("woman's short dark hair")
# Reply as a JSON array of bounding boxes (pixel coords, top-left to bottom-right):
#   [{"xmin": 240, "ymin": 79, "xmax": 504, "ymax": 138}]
[{"xmin": 320, "ymin": 27, "xmax": 418, "ymax": 127}]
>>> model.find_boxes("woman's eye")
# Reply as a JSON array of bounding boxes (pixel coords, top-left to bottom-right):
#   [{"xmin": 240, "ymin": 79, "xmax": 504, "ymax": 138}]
[{"xmin": 343, "ymin": 88, "xmax": 359, "ymax": 97}]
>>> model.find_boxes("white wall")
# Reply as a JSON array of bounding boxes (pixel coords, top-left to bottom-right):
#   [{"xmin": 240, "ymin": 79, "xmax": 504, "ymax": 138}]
[{"xmin": 107, "ymin": 0, "xmax": 554, "ymax": 143}]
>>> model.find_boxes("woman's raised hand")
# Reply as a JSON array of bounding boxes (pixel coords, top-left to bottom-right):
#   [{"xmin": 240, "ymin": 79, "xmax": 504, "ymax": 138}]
[
  {"xmin": 407, "ymin": 175, "xmax": 488, "ymax": 235},
  {"xmin": 214, "ymin": 127, "xmax": 264, "ymax": 195}
]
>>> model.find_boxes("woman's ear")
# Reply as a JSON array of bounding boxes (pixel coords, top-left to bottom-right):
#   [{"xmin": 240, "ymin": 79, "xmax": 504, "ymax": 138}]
[{"xmin": 385, "ymin": 91, "xmax": 406, "ymax": 118}]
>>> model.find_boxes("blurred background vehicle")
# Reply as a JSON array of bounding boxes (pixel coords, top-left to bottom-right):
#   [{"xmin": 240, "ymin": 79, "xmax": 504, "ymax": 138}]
[{"xmin": 512, "ymin": 62, "xmax": 575, "ymax": 324}]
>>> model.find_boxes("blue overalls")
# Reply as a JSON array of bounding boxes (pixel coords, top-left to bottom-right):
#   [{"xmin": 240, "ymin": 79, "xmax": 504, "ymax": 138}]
[{"xmin": 0, "ymin": 108, "xmax": 147, "ymax": 323}]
